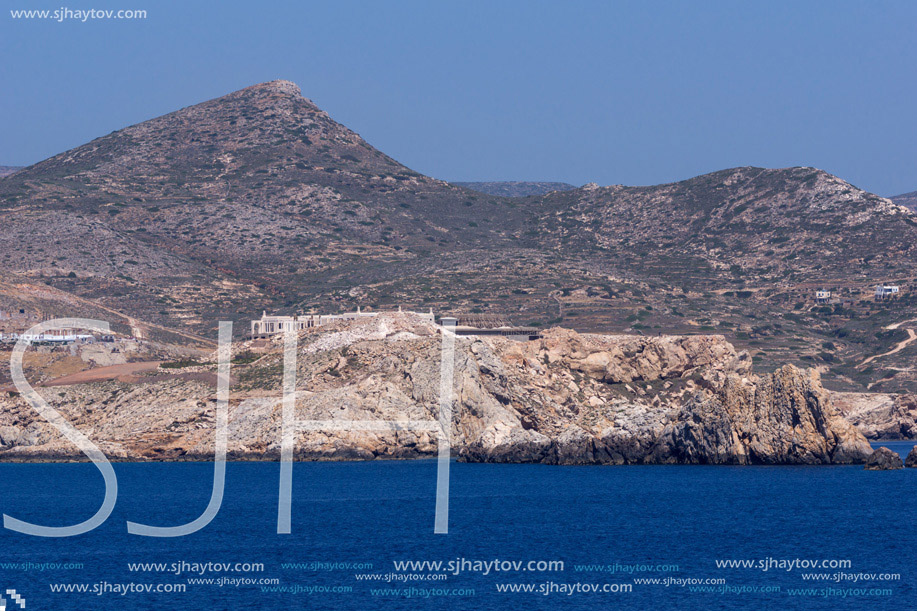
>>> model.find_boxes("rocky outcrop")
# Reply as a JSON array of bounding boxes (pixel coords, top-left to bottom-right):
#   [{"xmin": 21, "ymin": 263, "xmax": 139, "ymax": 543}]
[
  {"xmin": 648, "ymin": 367, "xmax": 871, "ymax": 464},
  {"xmin": 516, "ymin": 328, "xmax": 750, "ymax": 385},
  {"xmin": 0, "ymin": 315, "xmax": 872, "ymax": 465},
  {"xmin": 832, "ymin": 392, "xmax": 917, "ymax": 440},
  {"xmin": 906, "ymin": 447, "xmax": 917, "ymax": 468},
  {"xmin": 864, "ymin": 447, "xmax": 904, "ymax": 470}
]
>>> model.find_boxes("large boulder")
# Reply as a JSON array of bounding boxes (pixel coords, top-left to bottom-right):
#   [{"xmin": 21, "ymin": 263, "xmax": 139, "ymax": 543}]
[{"xmin": 864, "ymin": 447, "xmax": 904, "ymax": 470}]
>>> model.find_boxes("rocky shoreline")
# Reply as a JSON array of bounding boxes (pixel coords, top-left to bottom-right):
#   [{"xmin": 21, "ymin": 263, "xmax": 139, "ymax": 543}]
[{"xmin": 0, "ymin": 315, "xmax": 878, "ymax": 465}]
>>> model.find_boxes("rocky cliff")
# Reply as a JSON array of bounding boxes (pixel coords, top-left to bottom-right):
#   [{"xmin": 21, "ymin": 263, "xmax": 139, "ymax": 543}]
[
  {"xmin": 650, "ymin": 367, "xmax": 870, "ymax": 464},
  {"xmin": 0, "ymin": 315, "xmax": 871, "ymax": 464},
  {"xmin": 831, "ymin": 391, "xmax": 917, "ymax": 439}
]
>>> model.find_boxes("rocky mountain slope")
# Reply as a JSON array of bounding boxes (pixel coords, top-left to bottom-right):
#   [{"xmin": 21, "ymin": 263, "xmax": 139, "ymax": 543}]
[
  {"xmin": 536, "ymin": 168, "xmax": 914, "ymax": 285},
  {"xmin": 0, "ymin": 80, "xmax": 915, "ymax": 393},
  {"xmin": 0, "ymin": 81, "xmax": 528, "ymax": 335},
  {"xmin": 452, "ymin": 181, "xmax": 577, "ymax": 197},
  {"xmin": 891, "ymin": 191, "xmax": 917, "ymax": 212},
  {"xmin": 0, "ymin": 314, "xmax": 871, "ymax": 464}
]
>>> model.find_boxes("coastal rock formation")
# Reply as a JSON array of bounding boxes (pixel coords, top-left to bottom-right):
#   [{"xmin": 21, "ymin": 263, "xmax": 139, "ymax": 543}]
[
  {"xmin": 831, "ymin": 392, "xmax": 917, "ymax": 440},
  {"xmin": 864, "ymin": 447, "xmax": 904, "ymax": 470},
  {"xmin": 906, "ymin": 446, "xmax": 917, "ymax": 468},
  {"xmin": 649, "ymin": 367, "xmax": 872, "ymax": 465},
  {"xmin": 0, "ymin": 315, "xmax": 872, "ymax": 465}
]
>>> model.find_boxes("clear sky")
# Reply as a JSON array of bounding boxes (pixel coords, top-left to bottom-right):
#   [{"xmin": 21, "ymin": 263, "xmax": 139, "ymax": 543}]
[{"xmin": 1, "ymin": 0, "xmax": 915, "ymax": 195}]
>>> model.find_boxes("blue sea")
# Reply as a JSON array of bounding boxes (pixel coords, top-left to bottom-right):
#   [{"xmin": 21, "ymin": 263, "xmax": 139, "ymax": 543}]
[{"xmin": 0, "ymin": 442, "xmax": 914, "ymax": 610}]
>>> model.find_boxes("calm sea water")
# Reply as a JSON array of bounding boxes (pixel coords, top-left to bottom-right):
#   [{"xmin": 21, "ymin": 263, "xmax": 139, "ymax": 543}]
[{"xmin": 0, "ymin": 447, "xmax": 914, "ymax": 610}]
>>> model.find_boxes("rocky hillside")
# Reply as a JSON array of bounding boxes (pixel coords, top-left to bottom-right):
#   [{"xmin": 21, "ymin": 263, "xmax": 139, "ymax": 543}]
[
  {"xmin": 891, "ymin": 191, "xmax": 917, "ymax": 212},
  {"xmin": 0, "ymin": 80, "xmax": 915, "ymax": 392},
  {"xmin": 452, "ymin": 181, "xmax": 577, "ymax": 197},
  {"xmin": 535, "ymin": 168, "xmax": 915, "ymax": 284},
  {"xmin": 0, "ymin": 315, "xmax": 871, "ymax": 464},
  {"xmin": 0, "ymin": 81, "xmax": 528, "ymax": 335},
  {"xmin": 0, "ymin": 166, "xmax": 21, "ymax": 178}
]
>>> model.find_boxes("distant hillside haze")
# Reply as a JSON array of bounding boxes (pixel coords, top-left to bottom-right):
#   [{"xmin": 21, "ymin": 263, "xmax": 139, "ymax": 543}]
[
  {"xmin": 453, "ymin": 181, "xmax": 577, "ymax": 197},
  {"xmin": 891, "ymin": 191, "xmax": 917, "ymax": 211},
  {"xmin": 0, "ymin": 166, "xmax": 22, "ymax": 178}
]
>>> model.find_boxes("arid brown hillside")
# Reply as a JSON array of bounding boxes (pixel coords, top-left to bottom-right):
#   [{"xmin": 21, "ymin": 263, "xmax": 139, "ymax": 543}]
[
  {"xmin": 0, "ymin": 81, "xmax": 529, "ymax": 332},
  {"xmin": 1, "ymin": 80, "xmax": 916, "ymax": 392},
  {"xmin": 536, "ymin": 167, "xmax": 916, "ymax": 285}
]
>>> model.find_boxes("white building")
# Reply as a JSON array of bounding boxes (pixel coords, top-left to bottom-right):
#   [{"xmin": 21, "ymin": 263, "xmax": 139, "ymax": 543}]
[
  {"xmin": 11, "ymin": 330, "xmax": 94, "ymax": 345},
  {"xmin": 815, "ymin": 289, "xmax": 831, "ymax": 303},
  {"xmin": 251, "ymin": 307, "xmax": 435, "ymax": 337},
  {"xmin": 874, "ymin": 285, "xmax": 900, "ymax": 300}
]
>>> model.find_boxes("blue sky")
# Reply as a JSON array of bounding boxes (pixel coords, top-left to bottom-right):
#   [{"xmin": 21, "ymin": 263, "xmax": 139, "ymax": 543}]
[{"xmin": 1, "ymin": 0, "xmax": 915, "ymax": 195}]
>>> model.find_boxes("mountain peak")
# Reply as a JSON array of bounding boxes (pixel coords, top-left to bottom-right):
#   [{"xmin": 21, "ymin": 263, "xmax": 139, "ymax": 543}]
[
  {"xmin": 236, "ymin": 79, "xmax": 305, "ymax": 99},
  {"xmin": 251, "ymin": 79, "xmax": 301, "ymax": 94},
  {"xmin": 170, "ymin": 80, "xmax": 320, "ymax": 121},
  {"xmin": 221, "ymin": 79, "xmax": 314, "ymax": 109}
]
